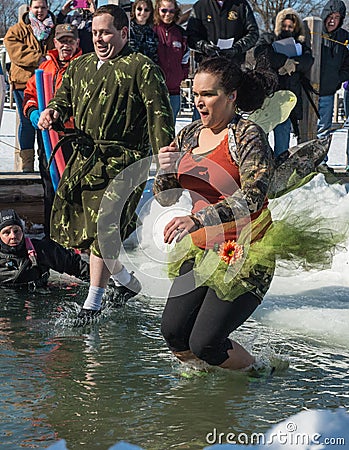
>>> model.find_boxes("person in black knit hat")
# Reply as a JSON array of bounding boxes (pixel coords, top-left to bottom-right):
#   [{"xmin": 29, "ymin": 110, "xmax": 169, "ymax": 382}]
[{"xmin": 0, "ymin": 209, "xmax": 89, "ymax": 288}]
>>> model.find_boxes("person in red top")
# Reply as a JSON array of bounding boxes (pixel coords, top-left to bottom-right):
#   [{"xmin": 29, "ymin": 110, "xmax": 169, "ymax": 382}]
[
  {"xmin": 23, "ymin": 24, "xmax": 82, "ymax": 235},
  {"xmin": 153, "ymin": 56, "xmax": 339, "ymax": 374},
  {"xmin": 153, "ymin": 57, "xmax": 278, "ymax": 372},
  {"xmin": 153, "ymin": 0, "xmax": 189, "ymax": 120}
]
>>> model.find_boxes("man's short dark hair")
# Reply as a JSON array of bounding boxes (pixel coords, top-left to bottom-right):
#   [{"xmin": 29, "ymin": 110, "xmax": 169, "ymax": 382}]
[{"xmin": 93, "ymin": 5, "xmax": 129, "ymax": 30}]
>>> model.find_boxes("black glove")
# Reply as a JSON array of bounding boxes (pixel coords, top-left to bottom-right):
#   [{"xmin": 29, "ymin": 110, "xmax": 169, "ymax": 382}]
[
  {"xmin": 196, "ymin": 40, "xmax": 220, "ymax": 57},
  {"xmin": 219, "ymin": 46, "xmax": 240, "ymax": 59}
]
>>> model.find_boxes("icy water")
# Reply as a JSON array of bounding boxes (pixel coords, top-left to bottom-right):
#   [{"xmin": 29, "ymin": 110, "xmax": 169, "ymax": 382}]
[{"xmin": 1, "ymin": 175, "xmax": 349, "ymax": 449}]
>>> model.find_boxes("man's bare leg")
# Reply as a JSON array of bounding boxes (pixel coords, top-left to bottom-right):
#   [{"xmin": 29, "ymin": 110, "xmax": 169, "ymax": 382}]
[{"xmin": 90, "ymin": 253, "xmax": 122, "ymax": 287}]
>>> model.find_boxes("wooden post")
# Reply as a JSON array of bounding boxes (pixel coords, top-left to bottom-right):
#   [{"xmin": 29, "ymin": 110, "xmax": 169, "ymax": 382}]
[
  {"xmin": 333, "ymin": 92, "xmax": 339, "ymax": 123},
  {"xmin": 298, "ymin": 16, "xmax": 322, "ymax": 142},
  {"xmin": 14, "ymin": 112, "xmax": 22, "ymax": 171}
]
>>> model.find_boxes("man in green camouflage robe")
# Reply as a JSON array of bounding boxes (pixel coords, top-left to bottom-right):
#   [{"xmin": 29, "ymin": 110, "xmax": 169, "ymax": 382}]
[{"xmin": 38, "ymin": 5, "xmax": 174, "ymax": 319}]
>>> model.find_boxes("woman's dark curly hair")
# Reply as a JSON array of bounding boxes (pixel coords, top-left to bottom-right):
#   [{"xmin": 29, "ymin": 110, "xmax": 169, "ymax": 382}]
[{"xmin": 195, "ymin": 56, "xmax": 278, "ymax": 112}]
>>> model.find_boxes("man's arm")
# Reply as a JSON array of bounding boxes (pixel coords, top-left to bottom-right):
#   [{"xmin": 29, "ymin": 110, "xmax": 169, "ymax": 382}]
[
  {"xmin": 34, "ymin": 237, "xmax": 90, "ymax": 282},
  {"xmin": 186, "ymin": 6, "xmax": 208, "ymax": 51},
  {"xmin": 139, "ymin": 62, "xmax": 175, "ymax": 153},
  {"xmin": 37, "ymin": 108, "xmax": 61, "ymax": 130}
]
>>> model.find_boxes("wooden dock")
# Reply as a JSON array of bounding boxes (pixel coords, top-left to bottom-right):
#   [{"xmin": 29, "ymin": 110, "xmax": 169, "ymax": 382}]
[{"xmin": 0, "ymin": 172, "xmax": 44, "ymax": 227}]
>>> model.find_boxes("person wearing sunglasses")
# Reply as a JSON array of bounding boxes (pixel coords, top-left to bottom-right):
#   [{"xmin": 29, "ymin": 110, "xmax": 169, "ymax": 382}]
[
  {"xmin": 154, "ymin": 0, "xmax": 189, "ymax": 121},
  {"xmin": 130, "ymin": 0, "xmax": 158, "ymax": 62}
]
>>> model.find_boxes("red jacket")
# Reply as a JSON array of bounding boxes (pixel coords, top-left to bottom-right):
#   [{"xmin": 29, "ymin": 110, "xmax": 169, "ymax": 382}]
[
  {"xmin": 23, "ymin": 47, "xmax": 82, "ymax": 126},
  {"xmin": 153, "ymin": 22, "xmax": 189, "ymax": 95}
]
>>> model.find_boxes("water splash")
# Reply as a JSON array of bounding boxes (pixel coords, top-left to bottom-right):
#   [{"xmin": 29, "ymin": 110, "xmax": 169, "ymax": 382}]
[{"xmin": 52, "ymin": 301, "xmax": 115, "ymax": 329}]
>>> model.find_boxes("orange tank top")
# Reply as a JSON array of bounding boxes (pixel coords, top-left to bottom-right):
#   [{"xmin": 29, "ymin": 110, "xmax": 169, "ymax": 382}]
[
  {"xmin": 177, "ymin": 134, "xmax": 269, "ymax": 248},
  {"xmin": 178, "ymin": 134, "xmax": 240, "ymax": 214}
]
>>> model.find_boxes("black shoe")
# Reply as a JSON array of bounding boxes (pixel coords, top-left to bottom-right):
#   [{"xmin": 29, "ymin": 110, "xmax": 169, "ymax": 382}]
[
  {"xmin": 105, "ymin": 272, "xmax": 142, "ymax": 307},
  {"xmin": 72, "ymin": 308, "xmax": 101, "ymax": 327}
]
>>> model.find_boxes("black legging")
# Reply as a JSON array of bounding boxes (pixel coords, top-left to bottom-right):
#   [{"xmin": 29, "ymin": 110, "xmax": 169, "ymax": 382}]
[{"xmin": 161, "ymin": 260, "xmax": 260, "ymax": 366}]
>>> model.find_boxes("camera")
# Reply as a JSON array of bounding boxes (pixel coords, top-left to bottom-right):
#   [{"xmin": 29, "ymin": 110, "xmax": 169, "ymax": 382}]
[{"xmin": 73, "ymin": 0, "xmax": 89, "ymax": 9}]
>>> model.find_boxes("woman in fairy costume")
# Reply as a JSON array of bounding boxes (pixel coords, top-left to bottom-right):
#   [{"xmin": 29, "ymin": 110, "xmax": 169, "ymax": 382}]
[
  {"xmin": 153, "ymin": 57, "xmax": 278, "ymax": 370},
  {"xmin": 153, "ymin": 56, "xmax": 337, "ymax": 371}
]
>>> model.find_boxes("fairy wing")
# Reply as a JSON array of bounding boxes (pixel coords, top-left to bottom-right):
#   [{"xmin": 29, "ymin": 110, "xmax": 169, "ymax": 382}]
[
  {"xmin": 268, "ymin": 137, "xmax": 331, "ymax": 198},
  {"xmin": 249, "ymin": 90, "xmax": 297, "ymax": 134}
]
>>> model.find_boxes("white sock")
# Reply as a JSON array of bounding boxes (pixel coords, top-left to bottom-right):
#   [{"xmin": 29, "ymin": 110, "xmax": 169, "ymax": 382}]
[
  {"xmin": 82, "ymin": 286, "xmax": 105, "ymax": 310},
  {"xmin": 112, "ymin": 265, "xmax": 131, "ymax": 287}
]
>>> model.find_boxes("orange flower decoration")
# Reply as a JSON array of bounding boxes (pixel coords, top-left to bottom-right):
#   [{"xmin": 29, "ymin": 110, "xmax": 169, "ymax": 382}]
[{"xmin": 218, "ymin": 240, "xmax": 244, "ymax": 265}]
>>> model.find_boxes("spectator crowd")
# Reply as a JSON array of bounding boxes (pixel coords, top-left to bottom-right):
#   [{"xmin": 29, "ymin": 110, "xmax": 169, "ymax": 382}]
[{"xmin": 4, "ymin": 0, "xmax": 349, "ymax": 166}]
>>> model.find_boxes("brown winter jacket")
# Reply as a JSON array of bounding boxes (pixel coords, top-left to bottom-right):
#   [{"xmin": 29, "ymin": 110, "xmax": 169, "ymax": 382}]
[{"xmin": 4, "ymin": 11, "xmax": 55, "ymax": 90}]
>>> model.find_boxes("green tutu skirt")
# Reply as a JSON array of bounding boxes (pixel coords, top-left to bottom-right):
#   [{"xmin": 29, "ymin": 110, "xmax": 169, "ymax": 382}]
[{"xmin": 167, "ymin": 205, "xmax": 348, "ymax": 302}]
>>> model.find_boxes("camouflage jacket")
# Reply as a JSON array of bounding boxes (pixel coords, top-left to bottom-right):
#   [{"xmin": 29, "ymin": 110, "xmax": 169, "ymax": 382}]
[
  {"xmin": 153, "ymin": 116, "xmax": 275, "ymax": 227},
  {"xmin": 48, "ymin": 46, "xmax": 174, "ymax": 256},
  {"xmin": 49, "ymin": 45, "xmax": 173, "ymax": 153}
]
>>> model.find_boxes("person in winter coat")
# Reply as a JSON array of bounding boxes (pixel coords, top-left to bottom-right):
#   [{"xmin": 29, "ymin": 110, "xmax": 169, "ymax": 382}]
[
  {"xmin": 4, "ymin": 0, "xmax": 55, "ymax": 172},
  {"xmin": 318, "ymin": 0, "xmax": 349, "ymax": 138},
  {"xmin": 129, "ymin": 0, "xmax": 158, "ymax": 62},
  {"xmin": 0, "ymin": 209, "xmax": 89, "ymax": 289},
  {"xmin": 186, "ymin": 0, "xmax": 259, "ymax": 65},
  {"xmin": 57, "ymin": 0, "xmax": 97, "ymax": 54},
  {"xmin": 254, "ymin": 8, "xmax": 314, "ymax": 157},
  {"xmin": 153, "ymin": 0, "xmax": 190, "ymax": 120},
  {"xmin": 23, "ymin": 24, "xmax": 82, "ymax": 236}
]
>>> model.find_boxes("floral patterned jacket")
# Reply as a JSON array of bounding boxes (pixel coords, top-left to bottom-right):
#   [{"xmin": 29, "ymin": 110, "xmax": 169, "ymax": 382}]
[
  {"xmin": 153, "ymin": 116, "xmax": 275, "ymax": 228},
  {"xmin": 129, "ymin": 20, "xmax": 158, "ymax": 63}
]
